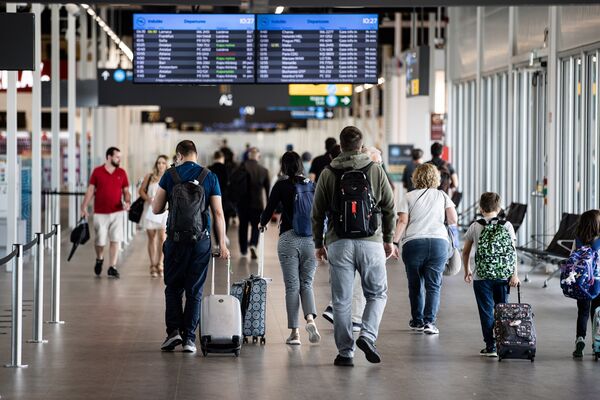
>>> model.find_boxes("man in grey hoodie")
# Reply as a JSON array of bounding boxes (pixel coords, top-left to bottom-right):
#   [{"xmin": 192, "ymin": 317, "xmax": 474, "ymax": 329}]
[{"xmin": 311, "ymin": 126, "xmax": 396, "ymax": 367}]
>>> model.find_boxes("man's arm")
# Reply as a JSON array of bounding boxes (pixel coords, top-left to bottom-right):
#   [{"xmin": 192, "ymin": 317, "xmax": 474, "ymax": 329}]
[
  {"xmin": 378, "ymin": 167, "xmax": 396, "ymax": 244},
  {"xmin": 80, "ymin": 184, "xmax": 95, "ymax": 218},
  {"xmin": 152, "ymin": 186, "xmax": 168, "ymax": 214},
  {"xmin": 122, "ymin": 186, "xmax": 131, "ymax": 211},
  {"xmin": 210, "ymin": 195, "xmax": 230, "ymax": 260}
]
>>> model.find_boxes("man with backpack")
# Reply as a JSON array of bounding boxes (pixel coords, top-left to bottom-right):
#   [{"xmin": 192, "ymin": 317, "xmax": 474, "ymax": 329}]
[
  {"xmin": 152, "ymin": 140, "xmax": 230, "ymax": 353},
  {"xmin": 427, "ymin": 142, "xmax": 458, "ymax": 194},
  {"xmin": 311, "ymin": 126, "xmax": 396, "ymax": 367}
]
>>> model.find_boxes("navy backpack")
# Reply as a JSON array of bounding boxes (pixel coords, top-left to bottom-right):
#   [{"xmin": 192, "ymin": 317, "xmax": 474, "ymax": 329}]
[{"xmin": 292, "ymin": 178, "xmax": 315, "ymax": 237}]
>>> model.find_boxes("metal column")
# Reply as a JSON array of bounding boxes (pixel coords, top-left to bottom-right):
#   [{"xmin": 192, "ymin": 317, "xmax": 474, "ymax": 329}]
[
  {"xmin": 5, "ymin": 245, "xmax": 28, "ymax": 368},
  {"xmin": 51, "ymin": 4, "xmax": 61, "ymax": 225},
  {"xmin": 80, "ymin": 11, "xmax": 89, "ymax": 185},
  {"xmin": 31, "ymin": 3, "xmax": 43, "ymax": 238},
  {"xmin": 5, "ymin": 3, "xmax": 18, "ymax": 272},
  {"xmin": 68, "ymin": 12, "xmax": 77, "ymax": 228},
  {"xmin": 28, "ymin": 233, "xmax": 47, "ymax": 344}
]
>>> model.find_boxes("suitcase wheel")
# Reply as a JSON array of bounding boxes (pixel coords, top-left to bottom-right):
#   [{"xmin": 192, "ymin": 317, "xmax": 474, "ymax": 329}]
[
  {"xmin": 252, "ymin": 336, "xmax": 258, "ymax": 344},
  {"xmin": 530, "ymin": 357, "xmax": 535, "ymax": 363},
  {"xmin": 243, "ymin": 337, "xmax": 248, "ymax": 344},
  {"xmin": 498, "ymin": 357, "xmax": 502, "ymax": 362},
  {"xmin": 260, "ymin": 336, "xmax": 266, "ymax": 345},
  {"xmin": 234, "ymin": 350, "xmax": 240, "ymax": 357},
  {"xmin": 202, "ymin": 349, "xmax": 208, "ymax": 357},
  {"xmin": 595, "ymin": 353, "xmax": 599, "ymax": 362}
]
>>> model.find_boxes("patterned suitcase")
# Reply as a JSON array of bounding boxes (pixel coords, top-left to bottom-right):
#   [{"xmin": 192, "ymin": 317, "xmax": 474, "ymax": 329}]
[
  {"xmin": 593, "ymin": 308, "xmax": 600, "ymax": 361},
  {"xmin": 231, "ymin": 232, "xmax": 268, "ymax": 344},
  {"xmin": 494, "ymin": 284, "xmax": 536, "ymax": 362}
]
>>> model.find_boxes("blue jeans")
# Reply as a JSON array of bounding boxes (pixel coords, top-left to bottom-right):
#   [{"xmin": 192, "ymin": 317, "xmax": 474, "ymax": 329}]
[
  {"xmin": 402, "ymin": 238, "xmax": 447, "ymax": 325},
  {"xmin": 473, "ymin": 279, "xmax": 508, "ymax": 348},
  {"xmin": 163, "ymin": 237, "xmax": 211, "ymax": 342}
]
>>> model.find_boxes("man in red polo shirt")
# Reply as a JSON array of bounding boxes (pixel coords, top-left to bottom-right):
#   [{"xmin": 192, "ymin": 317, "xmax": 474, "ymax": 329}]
[{"xmin": 80, "ymin": 147, "xmax": 131, "ymax": 278}]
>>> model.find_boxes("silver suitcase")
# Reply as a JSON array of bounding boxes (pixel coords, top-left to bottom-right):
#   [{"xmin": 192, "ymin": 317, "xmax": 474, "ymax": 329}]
[{"xmin": 200, "ymin": 253, "xmax": 242, "ymax": 357}]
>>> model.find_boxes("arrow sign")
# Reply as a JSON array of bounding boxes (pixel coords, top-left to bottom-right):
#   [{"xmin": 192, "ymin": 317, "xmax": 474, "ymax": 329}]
[
  {"xmin": 341, "ymin": 96, "xmax": 350, "ymax": 105},
  {"xmin": 101, "ymin": 70, "xmax": 110, "ymax": 81}
]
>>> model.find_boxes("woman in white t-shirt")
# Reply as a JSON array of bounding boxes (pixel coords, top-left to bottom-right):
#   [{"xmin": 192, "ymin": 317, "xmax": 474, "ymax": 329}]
[
  {"xmin": 139, "ymin": 155, "xmax": 169, "ymax": 277},
  {"xmin": 392, "ymin": 163, "xmax": 457, "ymax": 335}
]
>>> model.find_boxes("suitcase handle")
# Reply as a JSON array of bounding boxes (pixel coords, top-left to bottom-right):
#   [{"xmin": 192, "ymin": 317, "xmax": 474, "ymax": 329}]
[
  {"xmin": 258, "ymin": 232, "xmax": 265, "ymax": 277},
  {"xmin": 211, "ymin": 252, "xmax": 231, "ymax": 296},
  {"xmin": 507, "ymin": 283, "xmax": 521, "ymax": 304}
]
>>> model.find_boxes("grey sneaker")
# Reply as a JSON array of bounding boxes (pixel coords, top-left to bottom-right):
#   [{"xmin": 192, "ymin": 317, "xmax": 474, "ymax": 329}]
[
  {"xmin": 161, "ymin": 331, "xmax": 182, "ymax": 351},
  {"xmin": 182, "ymin": 339, "xmax": 197, "ymax": 353},
  {"xmin": 423, "ymin": 323, "xmax": 439, "ymax": 335},
  {"xmin": 356, "ymin": 336, "xmax": 381, "ymax": 363}
]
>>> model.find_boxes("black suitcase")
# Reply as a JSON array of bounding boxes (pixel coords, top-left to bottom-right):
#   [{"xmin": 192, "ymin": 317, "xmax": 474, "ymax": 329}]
[{"xmin": 494, "ymin": 284, "xmax": 537, "ymax": 362}]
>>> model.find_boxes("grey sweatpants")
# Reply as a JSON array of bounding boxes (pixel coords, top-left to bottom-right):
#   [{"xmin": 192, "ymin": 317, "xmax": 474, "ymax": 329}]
[
  {"xmin": 328, "ymin": 239, "xmax": 388, "ymax": 358},
  {"xmin": 277, "ymin": 230, "xmax": 318, "ymax": 329}
]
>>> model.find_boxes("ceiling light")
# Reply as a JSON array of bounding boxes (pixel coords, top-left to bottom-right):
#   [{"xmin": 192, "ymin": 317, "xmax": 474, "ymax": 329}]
[
  {"xmin": 377, "ymin": 77, "xmax": 385, "ymax": 85},
  {"xmin": 275, "ymin": 6, "xmax": 284, "ymax": 14},
  {"xmin": 355, "ymin": 85, "xmax": 364, "ymax": 93},
  {"xmin": 364, "ymin": 83, "xmax": 373, "ymax": 90}
]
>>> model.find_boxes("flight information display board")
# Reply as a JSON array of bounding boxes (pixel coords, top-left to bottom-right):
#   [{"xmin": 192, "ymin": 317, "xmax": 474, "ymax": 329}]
[
  {"xmin": 133, "ymin": 14, "xmax": 255, "ymax": 83},
  {"xmin": 256, "ymin": 14, "xmax": 378, "ymax": 84}
]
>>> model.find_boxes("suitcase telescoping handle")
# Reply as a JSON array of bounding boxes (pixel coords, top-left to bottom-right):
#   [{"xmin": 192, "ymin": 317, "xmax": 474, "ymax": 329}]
[
  {"xmin": 507, "ymin": 283, "xmax": 522, "ymax": 303},
  {"xmin": 211, "ymin": 252, "xmax": 231, "ymax": 296},
  {"xmin": 258, "ymin": 231, "xmax": 265, "ymax": 277}
]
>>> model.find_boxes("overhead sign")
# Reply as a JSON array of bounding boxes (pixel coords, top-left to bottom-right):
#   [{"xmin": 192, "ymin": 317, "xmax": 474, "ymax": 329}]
[
  {"xmin": 387, "ymin": 144, "xmax": 413, "ymax": 182},
  {"xmin": 405, "ymin": 46, "xmax": 429, "ymax": 97},
  {"xmin": 288, "ymin": 83, "xmax": 352, "ymax": 107}
]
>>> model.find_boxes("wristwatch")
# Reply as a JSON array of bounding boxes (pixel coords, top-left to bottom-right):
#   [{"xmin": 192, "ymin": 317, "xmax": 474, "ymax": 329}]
[{"xmin": 393, "ymin": 241, "xmax": 400, "ymax": 247}]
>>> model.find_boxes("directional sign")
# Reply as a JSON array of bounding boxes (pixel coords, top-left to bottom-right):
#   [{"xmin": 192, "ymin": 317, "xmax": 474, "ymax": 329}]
[
  {"xmin": 288, "ymin": 84, "xmax": 352, "ymax": 107},
  {"xmin": 289, "ymin": 95, "xmax": 351, "ymax": 107}
]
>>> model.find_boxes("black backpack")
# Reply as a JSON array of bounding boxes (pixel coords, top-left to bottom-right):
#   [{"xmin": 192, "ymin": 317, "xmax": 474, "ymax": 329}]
[
  {"xmin": 228, "ymin": 164, "xmax": 249, "ymax": 204},
  {"xmin": 327, "ymin": 162, "xmax": 380, "ymax": 238},
  {"xmin": 166, "ymin": 167, "xmax": 210, "ymax": 242}
]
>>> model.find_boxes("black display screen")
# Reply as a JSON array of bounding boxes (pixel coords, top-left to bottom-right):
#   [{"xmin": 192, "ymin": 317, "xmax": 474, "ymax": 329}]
[
  {"xmin": 256, "ymin": 14, "xmax": 378, "ymax": 84},
  {"xmin": 133, "ymin": 14, "xmax": 255, "ymax": 83}
]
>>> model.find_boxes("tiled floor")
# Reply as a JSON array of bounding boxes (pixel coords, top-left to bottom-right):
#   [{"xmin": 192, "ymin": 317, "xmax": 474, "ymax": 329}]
[{"xmin": 0, "ymin": 225, "xmax": 598, "ymax": 400}]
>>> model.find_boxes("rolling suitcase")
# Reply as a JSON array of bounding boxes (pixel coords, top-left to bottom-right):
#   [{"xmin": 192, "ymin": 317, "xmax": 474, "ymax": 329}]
[
  {"xmin": 230, "ymin": 232, "xmax": 268, "ymax": 345},
  {"xmin": 494, "ymin": 284, "xmax": 536, "ymax": 362},
  {"xmin": 593, "ymin": 308, "xmax": 600, "ymax": 361},
  {"xmin": 200, "ymin": 253, "xmax": 242, "ymax": 357}
]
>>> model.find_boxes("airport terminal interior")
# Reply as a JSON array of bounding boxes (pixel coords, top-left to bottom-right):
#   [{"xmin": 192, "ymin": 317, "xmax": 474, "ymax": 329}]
[{"xmin": 1, "ymin": 1, "xmax": 600, "ymax": 399}]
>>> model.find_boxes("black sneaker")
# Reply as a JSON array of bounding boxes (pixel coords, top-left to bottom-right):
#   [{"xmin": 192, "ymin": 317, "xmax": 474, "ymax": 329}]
[
  {"xmin": 480, "ymin": 347, "xmax": 498, "ymax": 357},
  {"xmin": 322, "ymin": 306, "xmax": 334, "ymax": 324},
  {"xmin": 356, "ymin": 336, "xmax": 381, "ymax": 363},
  {"xmin": 334, "ymin": 355, "xmax": 354, "ymax": 367},
  {"xmin": 409, "ymin": 320, "xmax": 424, "ymax": 332},
  {"xmin": 573, "ymin": 336, "xmax": 585, "ymax": 358},
  {"xmin": 94, "ymin": 259, "xmax": 103, "ymax": 276},
  {"xmin": 107, "ymin": 266, "xmax": 120, "ymax": 279},
  {"xmin": 161, "ymin": 331, "xmax": 182, "ymax": 351}
]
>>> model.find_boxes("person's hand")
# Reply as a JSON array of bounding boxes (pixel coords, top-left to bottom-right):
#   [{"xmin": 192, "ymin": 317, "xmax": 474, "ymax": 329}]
[
  {"xmin": 219, "ymin": 246, "xmax": 231, "ymax": 260},
  {"xmin": 509, "ymin": 274, "xmax": 520, "ymax": 287},
  {"xmin": 464, "ymin": 270, "xmax": 473, "ymax": 284},
  {"xmin": 383, "ymin": 242, "xmax": 394, "ymax": 259},
  {"xmin": 315, "ymin": 247, "xmax": 328, "ymax": 262},
  {"xmin": 80, "ymin": 208, "xmax": 89, "ymax": 218},
  {"xmin": 123, "ymin": 201, "xmax": 131, "ymax": 211},
  {"xmin": 391, "ymin": 245, "xmax": 400, "ymax": 260}
]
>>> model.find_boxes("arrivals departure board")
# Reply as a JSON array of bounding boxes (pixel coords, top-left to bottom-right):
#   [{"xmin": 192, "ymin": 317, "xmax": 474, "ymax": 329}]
[
  {"xmin": 133, "ymin": 14, "xmax": 255, "ymax": 83},
  {"xmin": 256, "ymin": 14, "xmax": 378, "ymax": 84}
]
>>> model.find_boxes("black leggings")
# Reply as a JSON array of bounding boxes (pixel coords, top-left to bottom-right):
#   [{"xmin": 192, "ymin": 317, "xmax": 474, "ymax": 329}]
[{"xmin": 576, "ymin": 296, "xmax": 600, "ymax": 338}]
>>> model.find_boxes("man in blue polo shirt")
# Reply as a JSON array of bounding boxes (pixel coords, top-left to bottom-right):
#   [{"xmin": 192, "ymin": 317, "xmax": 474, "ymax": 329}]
[{"xmin": 153, "ymin": 140, "xmax": 230, "ymax": 353}]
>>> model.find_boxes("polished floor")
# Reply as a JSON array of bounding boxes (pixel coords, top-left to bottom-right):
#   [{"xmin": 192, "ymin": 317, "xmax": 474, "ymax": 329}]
[{"xmin": 0, "ymin": 224, "xmax": 599, "ymax": 400}]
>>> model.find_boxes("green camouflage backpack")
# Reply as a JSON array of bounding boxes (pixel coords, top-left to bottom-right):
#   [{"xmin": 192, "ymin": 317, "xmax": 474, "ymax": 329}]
[{"xmin": 474, "ymin": 218, "xmax": 516, "ymax": 280}]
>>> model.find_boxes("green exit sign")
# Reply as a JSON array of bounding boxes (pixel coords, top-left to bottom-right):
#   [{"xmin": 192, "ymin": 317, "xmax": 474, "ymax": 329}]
[{"xmin": 289, "ymin": 95, "xmax": 352, "ymax": 107}]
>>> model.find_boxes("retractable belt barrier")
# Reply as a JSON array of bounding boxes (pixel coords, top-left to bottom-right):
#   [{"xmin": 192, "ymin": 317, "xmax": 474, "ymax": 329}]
[{"xmin": 2, "ymin": 224, "xmax": 62, "ymax": 368}]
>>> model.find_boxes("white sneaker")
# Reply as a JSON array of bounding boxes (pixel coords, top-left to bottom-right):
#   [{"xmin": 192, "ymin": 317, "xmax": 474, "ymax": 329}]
[
  {"xmin": 182, "ymin": 339, "xmax": 197, "ymax": 353},
  {"xmin": 423, "ymin": 323, "xmax": 439, "ymax": 335},
  {"xmin": 306, "ymin": 321, "xmax": 321, "ymax": 344},
  {"xmin": 286, "ymin": 333, "xmax": 301, "ymax": 345}
]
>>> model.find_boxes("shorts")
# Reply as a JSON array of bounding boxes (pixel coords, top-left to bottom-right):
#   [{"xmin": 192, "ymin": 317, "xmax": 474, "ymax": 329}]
[{"xmin": 93, "ymin": 212, "xmax": 124, "ymax": 246}]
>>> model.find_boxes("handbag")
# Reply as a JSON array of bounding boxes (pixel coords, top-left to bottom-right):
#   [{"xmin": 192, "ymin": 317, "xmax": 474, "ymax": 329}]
[
  {"xmin": 444, "ymin": 224, "xmax": 462, "ymax": 276},
  {"xmin": 128, "ymin": 174, "xmax": 150, "ymax": 223}
]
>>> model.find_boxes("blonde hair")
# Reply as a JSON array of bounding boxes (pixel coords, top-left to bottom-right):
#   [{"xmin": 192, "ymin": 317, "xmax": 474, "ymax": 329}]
[
  {"xmin": 412, "ymin": 163, "xmax": 440, "ymax": 190},
  {"xmin": 151, "ymin": 155, "xmax": 169, "ymax": 182}
]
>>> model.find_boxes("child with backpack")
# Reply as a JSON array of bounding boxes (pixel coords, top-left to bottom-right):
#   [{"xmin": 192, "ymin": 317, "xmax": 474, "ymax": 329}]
[
  {"xmin": 462, "ymin": 192, "xmax": 520, "ymax": 357},
  {"xmin": 560, "ymin": 209, "xmax": 600, "ymax": 358},
  {"xmin": 259, "ymin": 151, "xmax": 321, "ymax": 346}
]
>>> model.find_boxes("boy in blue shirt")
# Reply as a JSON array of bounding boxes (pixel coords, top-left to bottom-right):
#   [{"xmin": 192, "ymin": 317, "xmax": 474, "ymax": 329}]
[{"xmin": 462, "ymin": 192, "xmax": 520, "ymax": 357}]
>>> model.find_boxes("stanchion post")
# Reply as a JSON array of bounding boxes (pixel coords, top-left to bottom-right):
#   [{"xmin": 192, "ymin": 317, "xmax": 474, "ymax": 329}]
[
  {"xmin": 28, "ymin": 233, "xmax": 47, "ymax": 343},
  {"xmin": 5, "ymin": 244, "xmax": 28, "ymax": 368},
  {"xmin": 47, "ymin": 224, "xmax": 64, "ymax": 324}
]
